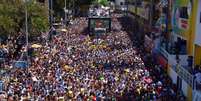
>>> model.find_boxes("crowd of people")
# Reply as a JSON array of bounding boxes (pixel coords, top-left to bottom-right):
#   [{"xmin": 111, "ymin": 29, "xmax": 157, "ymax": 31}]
[{"xmin": 0, "ymin": 14, "xmax": 185, "ymax": 101}]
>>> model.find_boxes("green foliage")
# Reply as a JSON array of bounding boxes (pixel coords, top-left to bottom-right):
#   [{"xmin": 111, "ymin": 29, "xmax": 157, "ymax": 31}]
[
  {"xmin": 98, "ymin": 0, "xmax": 109, "ymax": 6},
  {"xmin": 0, "ymin": 0, "xmax": 49, "ymax": 37},
  {"xmin": 53, "ymin": 0, "xmax": 96, "ymax": 18}
]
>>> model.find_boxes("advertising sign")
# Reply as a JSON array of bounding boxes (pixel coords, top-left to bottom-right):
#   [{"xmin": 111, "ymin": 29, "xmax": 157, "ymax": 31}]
[{"xmin": 172, "ymin": 0, "xmax": 192, "ymax": 38}]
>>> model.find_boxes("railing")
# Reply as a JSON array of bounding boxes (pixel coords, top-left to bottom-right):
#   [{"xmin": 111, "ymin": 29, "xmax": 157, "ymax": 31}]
[
  {"xmin": 174, "ymin": 64, "xmax": 194, "ymax": 87},
  {"xmin": 160, "ymin": 46, "xmax": 188, "ymax": 66},
  {"xmin": 160, "ymin": 44, "xmax": 194, "ymax": 87}
]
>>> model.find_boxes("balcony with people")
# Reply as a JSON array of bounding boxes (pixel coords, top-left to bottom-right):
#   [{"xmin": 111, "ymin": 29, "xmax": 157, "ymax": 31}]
[
  {"xmin": 160, "ymin": 36, "xmax": 194, "ymax": 87},
  {"xmin": 160, "ymin": 36, "xmax": 188, "ymax": 66}
]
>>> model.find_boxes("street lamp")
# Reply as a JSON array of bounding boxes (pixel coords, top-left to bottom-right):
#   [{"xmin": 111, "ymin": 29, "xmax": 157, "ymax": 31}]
[
  {"xmin": 64, "ymin": 2, "xmax": 68, "ymax": 26},
  {"xmin": 64, "ymin": 0, "xmax": 67, "ymax": 26},
  {"xmin": 23, "ymin": 0, "xmax": 30, "ymax": 67}
]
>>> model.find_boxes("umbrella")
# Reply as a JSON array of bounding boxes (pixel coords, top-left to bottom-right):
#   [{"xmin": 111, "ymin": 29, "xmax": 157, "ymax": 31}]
[
  {"xmin": 68, "ymin": 90, "xmax": 73, "ymax": 97},
  {"xmin": 80, "ymin": 88, "xmax": 84, "ymax": 92},
  {"xmin": 124, "ymin": 68, "xmax": 130, "ymax": 73},
  {"xmin": 31, "ymin": 44, "xmax": 42, "ymax": 48},
  {"xmin": 64, "ymin": 65, "xmax": 72, "ymax": 71},
  {"xmin": 58, "ymin": 28, "xmax": 67, "ymax": 32},
  {"xmin": 144, "ymin": 77, "xmax": 153, "ymax": 84}
]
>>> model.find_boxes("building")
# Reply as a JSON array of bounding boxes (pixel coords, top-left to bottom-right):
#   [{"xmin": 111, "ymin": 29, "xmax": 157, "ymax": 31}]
[
  {"xmin": 194, "ymin": 0, "xmax": 201, "ymax": 70},
  {"xmin": 128, "ymin": 0, "xmax": 160, "ymax": 52},
  {"xmin": 128, "ymin": 0, "xmax": 201, "ymax": 100},
  {"xmin": 159, "ymin": 0, "xmax": 201, "ymax": 100},
  {"xmin": 115, "ymin": 0, "xmax": 125, "ymax": 6},
  {"xmin": 192, "ymin": 0, "xmax": 201, "ymax": 100}
]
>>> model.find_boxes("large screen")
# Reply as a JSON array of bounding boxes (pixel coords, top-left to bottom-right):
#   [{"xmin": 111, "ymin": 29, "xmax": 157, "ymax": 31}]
[{"xmin": 89, "ymin": 18, "xmax": 111, "ymax": 34}]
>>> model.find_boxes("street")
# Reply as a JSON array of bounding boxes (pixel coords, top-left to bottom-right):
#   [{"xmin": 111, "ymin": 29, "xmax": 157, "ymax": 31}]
[{"xmin": 0, "ymin": 13, "xmax": 185, "ymax": 101}]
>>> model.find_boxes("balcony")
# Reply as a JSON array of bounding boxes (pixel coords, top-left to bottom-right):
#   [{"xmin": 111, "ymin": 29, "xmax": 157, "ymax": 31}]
[
  {"xmin": 159, "ymin": 40, "xmax": 194, "ymax": 87},
  {"xmin": 160, "ymin": 41, "xmax": 189, "ymax": 67}
]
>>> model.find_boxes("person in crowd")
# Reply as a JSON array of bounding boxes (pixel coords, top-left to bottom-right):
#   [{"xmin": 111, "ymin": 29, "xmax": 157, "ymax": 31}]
[{"xmin": 0, "ymin": 14, "xmax": 182, "ymax": 101}]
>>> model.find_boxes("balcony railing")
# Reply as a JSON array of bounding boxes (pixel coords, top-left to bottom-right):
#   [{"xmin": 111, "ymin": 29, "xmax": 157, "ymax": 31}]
[
  {"xmin": 160, "ymin": 42, "xmax": 188, "ymax": 66},
  {"xmin": 159, "ymin": 42, "xmax": 194, "ymax": 87},
  {"xmin": 172, "ymin": 64, "xmax": 194, "ymax": 87}
]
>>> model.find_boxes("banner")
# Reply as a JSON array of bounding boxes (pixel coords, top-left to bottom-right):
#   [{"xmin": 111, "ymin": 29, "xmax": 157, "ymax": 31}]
[
  {"xmin": 172, "ymin": 0, "xmax": 192, "ymax": 38},
  {"xmin": 13, "ymin": 61, "xmax": 28, "ymax": 68}
]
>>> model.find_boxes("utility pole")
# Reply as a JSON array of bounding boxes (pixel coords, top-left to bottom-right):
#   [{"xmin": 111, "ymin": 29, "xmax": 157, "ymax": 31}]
[
  {"xmin": 64, "ymin": 0, "xmax": 67, "ymax": 22},
  {"xmin": 51, "ymin": 0, "xmax": 53, "ymax": 25},
  {"xmin": 48, "ymin": 0, "xmax": 53, "ymax": 27},
  {"xmin": 73, "ymin": 0, "xmax": 75, "ymax": 17},
  {"xmin": 65, "ymin": 0, "xmax": 67, "ymax": 26},
  {"xmin": 25, "ymin": 0, "xmax": 29, "ymax": 64},
  {"xmin": 150, "ymin": 0, "xmax": 153, "ymax": 31}
]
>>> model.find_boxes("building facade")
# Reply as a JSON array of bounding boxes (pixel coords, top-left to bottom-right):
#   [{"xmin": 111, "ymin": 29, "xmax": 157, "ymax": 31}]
[
  {"xmin": 159, "ymin": 0, "xmax": 201, "ymax": 100},
  {"xmin": 128, "ymin": 0, "xmax": 201, "ymax": 100}
]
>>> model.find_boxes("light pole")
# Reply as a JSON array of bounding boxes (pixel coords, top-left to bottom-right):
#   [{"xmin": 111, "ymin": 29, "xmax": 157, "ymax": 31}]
[
  {"xmin": 65, "ymin": 0, "xmax": 67, "ymax": 25},
  {"xmin": 48, "ymin": 0, "xmax": 53, "ymax": 27},
  {"xmin": 24, "ymin": 0, "xmax": 29, "ymax": 61}
]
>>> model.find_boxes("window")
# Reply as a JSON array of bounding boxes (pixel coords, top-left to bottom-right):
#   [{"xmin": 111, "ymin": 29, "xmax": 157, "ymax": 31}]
[
  {"xmin": 136, "ymin": 0, "xmax": 142, "ymax": 7},
  {"xmin": 37, "ymin": 0, "xmax": 45, "ymax": 3},
  {"xmin": 120, "ymin": 2, "xmax": 123, "ymax": 5},
  {"xmin": 179, "ymin": 7, "xmax": 189, "ymax": 19}
]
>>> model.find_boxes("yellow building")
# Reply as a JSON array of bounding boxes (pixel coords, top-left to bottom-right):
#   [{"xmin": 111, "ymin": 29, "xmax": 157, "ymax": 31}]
[
  {"xmin": 193, "ymin": 0, "xmax": 201, "ymax": 69},
  {"xmin": 128, "ymin": 0, "xmax": 201, "ymax": 100},
  {"xmin": 168, "ymin": 0, "xmax": 201, "ymax": 101}
]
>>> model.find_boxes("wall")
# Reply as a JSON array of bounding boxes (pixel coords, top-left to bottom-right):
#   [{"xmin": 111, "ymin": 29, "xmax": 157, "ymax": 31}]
[
  {"xmin": 182, "ymin": 79, "xmax": 188, "ymax": 97},
  {"xmin": 172, "ymin": 0, "xmax": 194, "ymax": 55},
  {"xmin": 194, "ymin": 0, "xmax": 201, "ymax": 46},
  {"xmin": 115, "ymin": 0, "xmax": 125, "ymax": 6},
  {"xmin": 182, "ymin": 79, "xmax": 192, "ymax": 101},
  {"xmin": 195, "ymin": 45, "xmax": 201, "ymax": 65},
  {"xmin": 168, "ymin": 66, "xmax": 177, "ymax": 84}
]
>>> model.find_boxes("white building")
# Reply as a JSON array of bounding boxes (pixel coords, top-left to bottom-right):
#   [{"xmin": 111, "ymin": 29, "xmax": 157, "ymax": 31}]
[{"xmin": 115, "ymin": 0, "xmax": 125, "ymax": 6}]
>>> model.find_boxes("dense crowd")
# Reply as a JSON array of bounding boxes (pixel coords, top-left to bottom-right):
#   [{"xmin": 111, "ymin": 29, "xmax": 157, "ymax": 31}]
[{"xmin": 0, "ymin": 14, "xmax": 185, "ymax": 101}]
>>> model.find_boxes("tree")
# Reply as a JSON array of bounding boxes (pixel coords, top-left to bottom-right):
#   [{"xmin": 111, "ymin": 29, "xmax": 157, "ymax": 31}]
[
  {"xmin": 53, "ymin": 0, "xmax": 97, "ymax": 18},
  {"xmin": 27, "ymin": 0, "xmax": 49, "ymax": 36},
  {"xmin": 98, "ymin": 0, "xmax": 109, "ymax": 6},
  {"xmin": 0, "ymin": 0, "xmax": 49, "ymax": 38}
]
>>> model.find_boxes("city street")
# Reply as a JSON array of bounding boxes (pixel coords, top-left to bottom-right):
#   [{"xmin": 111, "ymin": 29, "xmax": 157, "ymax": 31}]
[
  {"xmin": 0, "ymin": 13, "xmax": 184, "ymax": 101},
  {"xmin": 1, "ymin": 0, "xmax": 201, "ymax": 101}
]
